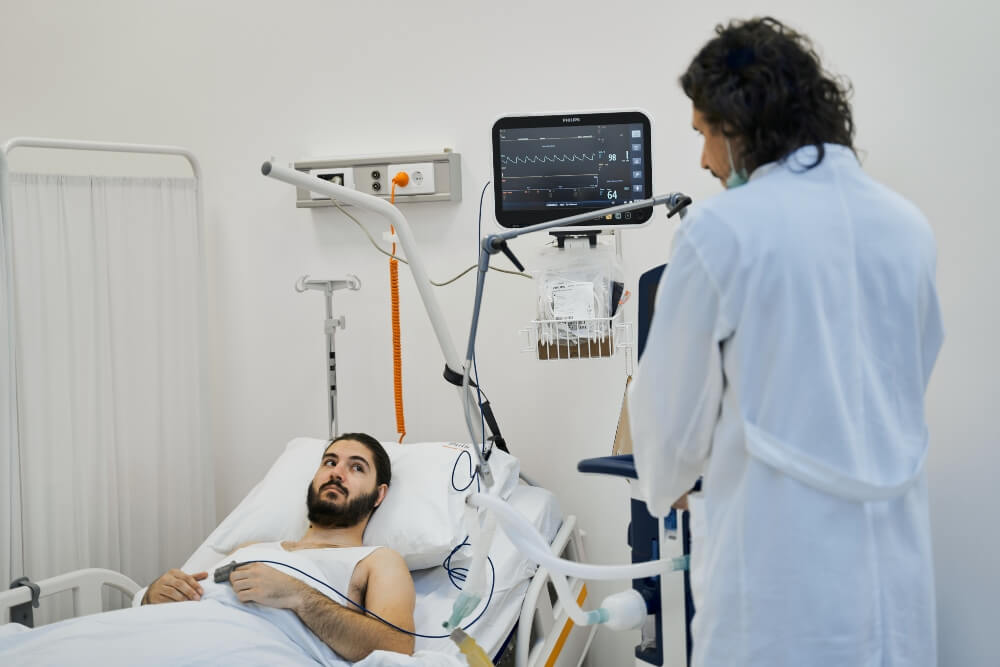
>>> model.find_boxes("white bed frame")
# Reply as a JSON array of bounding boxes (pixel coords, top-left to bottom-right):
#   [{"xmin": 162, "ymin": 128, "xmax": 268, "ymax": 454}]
[
  {"xmin": 0, "ymin": 516, "xmax": 596, "ymax": 667},
  {"xmin": 515, "ymin": 514, "xmax": 598, "ymax": 667},
  {"xmin": 0, "ymin": 569, "xmax": 140, "ymax": 623}
]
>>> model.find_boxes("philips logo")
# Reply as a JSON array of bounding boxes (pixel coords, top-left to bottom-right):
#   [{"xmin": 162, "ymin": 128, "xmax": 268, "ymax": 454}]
[{"xmin": 562, "ymin": 117, "xmax": 581, "ymax": 123}]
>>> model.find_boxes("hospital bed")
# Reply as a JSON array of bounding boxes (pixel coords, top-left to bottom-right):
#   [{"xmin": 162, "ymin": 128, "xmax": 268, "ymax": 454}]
[{"xmin": 0, "ymin": 438, "xmax": 596, "ymax": 666}]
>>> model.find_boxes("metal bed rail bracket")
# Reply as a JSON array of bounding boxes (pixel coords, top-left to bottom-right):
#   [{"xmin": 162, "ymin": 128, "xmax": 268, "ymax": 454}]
[{"xmin": 8, "ymin": 576, "xmax": 41, "ymax": 628}]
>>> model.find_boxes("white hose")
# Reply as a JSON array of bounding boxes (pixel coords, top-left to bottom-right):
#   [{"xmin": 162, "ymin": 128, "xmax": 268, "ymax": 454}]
[
  {"xmin": 465, "ymin": 508, "xmax": 494, "ymax": 598},
  {"xmin": 476, "ymin": 500, "xmax": 598, "ymax": 626},
  {"xmin": 468, "ymin": 493, "xmax": 683, "ymax": 580},
  {"xmin": 545, "ymin": 555, "xmax": 599, "ymax": 626}
]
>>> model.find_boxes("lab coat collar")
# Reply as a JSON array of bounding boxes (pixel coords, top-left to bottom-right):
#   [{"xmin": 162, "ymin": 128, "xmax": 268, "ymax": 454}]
[{"xmin": 749, "ymin": 143, "xmax": 857, "ymax": 182}]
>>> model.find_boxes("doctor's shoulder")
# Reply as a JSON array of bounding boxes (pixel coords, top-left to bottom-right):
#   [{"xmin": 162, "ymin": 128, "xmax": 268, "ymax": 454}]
[
  {"xmin": 673, "ymin": 197, "xmax": 750, "ymax": 264},
  {"xmin": 866, "ymin": 176, "xmax": 935, "ymax": 236},
  {"xmin": 687, "ymin": 183, "xmax": 775, "ymax": 234}
]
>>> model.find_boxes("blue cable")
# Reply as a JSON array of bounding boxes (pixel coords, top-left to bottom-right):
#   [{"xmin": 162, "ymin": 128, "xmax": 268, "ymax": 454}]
[
  {"xmin": 474, "ymin": 180, "xmax": 490, "ymax": 459},
  {"xmin": 434, "ymin": 181, "xmax": 497, "ymax": 634},
  {"xmin": 450, "ymin": 182, "xmax": 494, "ymax": 495},
  {"xmin": 235, "ymin": 558, "xmax": 494, "ymax": 640},
  {"xmin": 451, "ymin": 448, "xmax": 479, "ymax": 493}
]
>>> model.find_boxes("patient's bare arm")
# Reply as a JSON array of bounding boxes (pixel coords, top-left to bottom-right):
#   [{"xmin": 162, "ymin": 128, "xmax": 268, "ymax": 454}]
[
  {"xmin": 229, "ymin": 549, "xmax": 416, "ymax": 660},
  {"xmin": 142, "ymin": 569, "xmax": 208, "ymax": 604}
]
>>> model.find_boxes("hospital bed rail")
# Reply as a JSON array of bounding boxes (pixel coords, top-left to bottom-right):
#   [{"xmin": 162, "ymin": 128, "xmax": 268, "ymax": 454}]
[
  {"xmin": 516, "ymin": 514, "xmax": 596, "ymax": 667},
  {"xmin": 0, "ymin": 568, "xmax": 140, "ymax": 627}
]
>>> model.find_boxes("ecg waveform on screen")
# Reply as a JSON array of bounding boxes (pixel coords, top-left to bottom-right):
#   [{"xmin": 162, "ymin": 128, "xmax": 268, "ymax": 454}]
[
  {"xmin": 501, "ymin": 153, "xmax": 597, "ymax": 165},
  {"xmin": 501, "ymin": 174, "xmax": 601, "ymax": 205}
]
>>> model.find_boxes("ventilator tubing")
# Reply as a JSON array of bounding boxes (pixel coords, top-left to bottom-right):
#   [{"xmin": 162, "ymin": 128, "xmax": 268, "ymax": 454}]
[
  {"xmin": 469, "ymin": 493, "xmax": 687, "ymax": 579},
  {"xmin": 475, "ymin": 499, "xmax": 636, "ymax": 627},
  {"xmin": 466, "ymin": 493, "xmax": 688, "ymax": 628},
  {"xmin": 443, "ymin": 504, "xmax": 498, "ymax": 631}
]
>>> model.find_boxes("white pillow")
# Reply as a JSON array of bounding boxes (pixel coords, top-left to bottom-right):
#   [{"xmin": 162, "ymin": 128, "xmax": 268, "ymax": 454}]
[{"xmin": 208, "ymin": 437, "xmax": 519, "ymax": 570}]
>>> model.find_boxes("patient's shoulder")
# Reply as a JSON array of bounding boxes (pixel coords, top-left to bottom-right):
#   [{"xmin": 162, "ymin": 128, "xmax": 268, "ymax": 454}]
[
  {"xmin": 359, "ymin": 546, "xmax": 410, "ymax": 577},
  {"xmin": 363, "ymin": 545, "xmax": 406, "ymax": 566}
]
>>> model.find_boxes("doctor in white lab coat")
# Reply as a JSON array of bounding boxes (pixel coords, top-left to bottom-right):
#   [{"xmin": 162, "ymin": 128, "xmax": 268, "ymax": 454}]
[{"xmin": 629, "ymin": 17, "xmax": 943, "ymax": 667}]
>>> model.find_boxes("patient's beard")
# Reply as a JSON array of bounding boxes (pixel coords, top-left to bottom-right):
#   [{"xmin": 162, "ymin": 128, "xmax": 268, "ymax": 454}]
[{"xmin": 306, "ymin": 482, "xmax": 379, "ymax": 529}]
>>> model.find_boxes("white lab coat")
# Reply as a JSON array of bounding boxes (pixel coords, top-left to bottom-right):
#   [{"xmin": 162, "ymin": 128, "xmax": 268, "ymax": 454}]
[{"xmin": 629, "ymin": 144, "xmax": 943, "ymax": 667}]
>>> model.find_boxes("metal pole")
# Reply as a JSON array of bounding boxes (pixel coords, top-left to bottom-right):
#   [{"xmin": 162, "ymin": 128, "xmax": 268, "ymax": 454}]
[
  {"xmin": 325, "ymin": 290, "xmax": 338, "ymax": 439},
  {"xmin": 295, "ymin": 275, "xmax": 358, "ymax": 440}
]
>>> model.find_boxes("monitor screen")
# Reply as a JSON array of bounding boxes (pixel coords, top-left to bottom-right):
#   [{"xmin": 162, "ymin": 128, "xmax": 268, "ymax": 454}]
[{"xmin": 492, "ymin": 111, "xmax": 653, "ymax": 229}]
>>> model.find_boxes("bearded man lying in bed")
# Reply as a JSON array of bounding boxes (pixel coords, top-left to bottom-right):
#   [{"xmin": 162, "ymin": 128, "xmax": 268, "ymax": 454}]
[{"xmin": 138, "ymin": 432, "xmax": 416, "ymax": 661}]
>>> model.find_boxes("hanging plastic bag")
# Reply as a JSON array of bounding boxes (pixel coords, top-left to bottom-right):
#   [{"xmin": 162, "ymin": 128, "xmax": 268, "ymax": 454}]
[{"xmin": 533, "ymin": 239, "xmax": 625, "ymax": 356}]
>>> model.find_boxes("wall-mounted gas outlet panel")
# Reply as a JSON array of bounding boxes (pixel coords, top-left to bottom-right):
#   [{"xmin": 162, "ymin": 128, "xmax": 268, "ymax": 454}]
[{"xmin": 293, "ymin": 150, "xmax": 461, "ymax": 207}]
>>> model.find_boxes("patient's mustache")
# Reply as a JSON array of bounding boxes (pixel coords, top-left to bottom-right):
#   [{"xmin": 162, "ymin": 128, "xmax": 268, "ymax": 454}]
[{"xmin": 320, "ymin": 481, "xmax": 348, "ymax": 497}]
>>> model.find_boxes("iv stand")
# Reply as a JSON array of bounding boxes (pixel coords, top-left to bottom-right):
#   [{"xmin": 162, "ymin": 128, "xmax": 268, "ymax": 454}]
[
  {"xmin": 458, "ymin": 195, "xmax": 692, "ymax": 480},
  {"xmin": 295, "ymin": 274, "xmax": 361, "ymax": 438}
]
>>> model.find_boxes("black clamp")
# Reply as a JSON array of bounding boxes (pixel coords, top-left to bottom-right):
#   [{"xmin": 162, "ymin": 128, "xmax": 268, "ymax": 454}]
[
  {"xmin": 483, "ymin": 235, "xmax": 525, "ymax": 272},
  {"xmin": 666, "ymin": 195, "xmax": 693, "ymax": 219},
  {"xmin": 442, "ymin": 365, "xmax": 510, "ymax": 455},
  {"xmin": 549, "ymin": 230, "xmax": 600, "ymax": 249},
  {"xmin": 443, "ymin": 365, "xmax": 476, "ymax": 389},
  {"xmin": 9, "ymin": 576, "xmax": 41, "ymax": 628}
]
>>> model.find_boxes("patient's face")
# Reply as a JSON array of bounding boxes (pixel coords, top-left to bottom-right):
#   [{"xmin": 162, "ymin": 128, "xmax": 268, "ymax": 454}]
[{"xmin": 306, "ymin": 439, "xmax": 385, "ymax": 529}]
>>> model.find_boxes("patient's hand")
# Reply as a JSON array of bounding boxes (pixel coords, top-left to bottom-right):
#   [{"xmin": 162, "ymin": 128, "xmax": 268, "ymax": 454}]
[
  {"xmin": 144, "ymin": 569, "xmax": 208, "ymax": 604},
  {"xmin": 230, "ymin": 563, "xmax": 308, "ymax": 610}
]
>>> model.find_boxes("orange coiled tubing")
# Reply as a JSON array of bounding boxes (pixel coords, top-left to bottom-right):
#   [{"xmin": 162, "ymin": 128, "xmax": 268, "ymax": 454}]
[{"xmin": 389, "ymin": 175, "xmax": 408, "ymax": 443}]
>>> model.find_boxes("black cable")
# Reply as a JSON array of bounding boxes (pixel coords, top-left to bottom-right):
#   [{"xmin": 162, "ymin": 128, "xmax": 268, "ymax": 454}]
[{"xmin": 227, "ymin": 558, "xmax": 494, "ymax": 640}]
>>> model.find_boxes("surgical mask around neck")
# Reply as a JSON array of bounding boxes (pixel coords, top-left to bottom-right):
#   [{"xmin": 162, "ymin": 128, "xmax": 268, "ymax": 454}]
[{"xmin": 725, "ymin": 139, "xmax": 749, "ymax": 188}]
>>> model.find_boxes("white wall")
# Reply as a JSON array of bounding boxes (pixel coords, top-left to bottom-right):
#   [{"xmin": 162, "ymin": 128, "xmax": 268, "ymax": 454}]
[{"xmin": 2, "ymin": 1, "xmax": 996, "ymax": 664}]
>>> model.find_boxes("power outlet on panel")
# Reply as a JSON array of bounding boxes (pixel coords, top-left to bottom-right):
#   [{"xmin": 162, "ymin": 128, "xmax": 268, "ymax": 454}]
[
  {"xmin": 387, "ymin": 162, "xmax": 436, "ymax": 195},
  {"xmin": 309, "ymin": 167, "xmax": 356, "ymax": 199}
]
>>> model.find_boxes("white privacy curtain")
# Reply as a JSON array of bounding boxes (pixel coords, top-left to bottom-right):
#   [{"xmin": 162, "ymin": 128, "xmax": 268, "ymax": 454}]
[
  {"xmin": 1, "ymin": 174, "xmax": 22, "ymax": 601},
  {"xmin": 7, "ymin": 173, "xmax": 214, "ymax": 622}
]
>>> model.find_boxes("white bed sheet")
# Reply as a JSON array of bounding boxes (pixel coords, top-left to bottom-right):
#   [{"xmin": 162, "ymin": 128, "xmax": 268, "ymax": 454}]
[
  {"xmin": 135, "ymin": 480, "xmax": 562, "ymax": 662},
  {"xmin": 0, "ymin": 588, "xmax": 464, "ymax": 667},
  {"xmin": 0, "ymin": 483, "xmax": 560, "ymax": 666}
]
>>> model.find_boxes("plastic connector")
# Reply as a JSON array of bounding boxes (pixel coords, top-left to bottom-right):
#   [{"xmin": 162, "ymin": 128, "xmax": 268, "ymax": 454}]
[
  {"xmin": 442, "ymin": 591, "xmax": 481, "ymax": 630},
  {"xmin": 450, "ymin": 628, "xmax": 492, "ymax": 667}
]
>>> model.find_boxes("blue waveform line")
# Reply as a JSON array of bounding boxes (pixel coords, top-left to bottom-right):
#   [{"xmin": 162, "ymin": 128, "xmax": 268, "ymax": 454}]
[{"xmin": 501, "ymin": 153, "xmax": 597, "ymax": 165}]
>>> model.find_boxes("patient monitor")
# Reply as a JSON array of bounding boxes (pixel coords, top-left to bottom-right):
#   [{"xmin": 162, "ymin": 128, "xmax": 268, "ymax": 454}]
[{"xmin": 492, "ymin": 110, "xmax": 654, "ymax": 229}]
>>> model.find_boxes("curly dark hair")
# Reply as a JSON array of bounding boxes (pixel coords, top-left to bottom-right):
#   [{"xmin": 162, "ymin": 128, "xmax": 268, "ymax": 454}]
[
  {"xmin": 328, "ymin": 432, "xmax": 391, "ymax": 488},
  {"xmin": 680, "ymin": 17, "xmax": 855, "ymax": 172}
]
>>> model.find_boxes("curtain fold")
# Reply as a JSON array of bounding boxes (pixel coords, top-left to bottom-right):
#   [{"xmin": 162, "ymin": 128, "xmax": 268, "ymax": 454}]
[
  {"xmin": 1, "ymin": 163, "xmax": 24, "ymax": 607},
  {"xmin": 7, "ymin": 173, "xmax": 213, "ymax": 623}
]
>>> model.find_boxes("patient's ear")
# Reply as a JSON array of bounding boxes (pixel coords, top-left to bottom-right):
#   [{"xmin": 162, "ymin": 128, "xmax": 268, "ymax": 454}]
[{"xmin": 374, "ymin": 483, "xmax": 388, "ymax": 508}]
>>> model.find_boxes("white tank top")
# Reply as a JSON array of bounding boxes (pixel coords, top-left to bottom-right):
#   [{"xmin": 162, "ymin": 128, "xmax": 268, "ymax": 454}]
[
  {"xmin": 202, "ymin": 541, "xmax": 382, "ymax": 662},
  {"xmin": 242, "ymin": 541, "xmax": 380, "ymax": 604}
]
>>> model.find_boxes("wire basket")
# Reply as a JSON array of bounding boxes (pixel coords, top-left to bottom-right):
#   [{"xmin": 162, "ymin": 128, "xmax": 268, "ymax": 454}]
[{"xmin": 521, "ymin": 312, "xmax": 633, "ymax": 363}]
